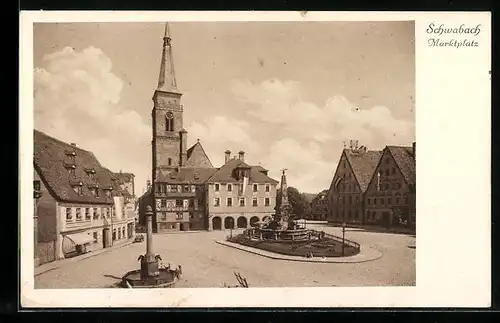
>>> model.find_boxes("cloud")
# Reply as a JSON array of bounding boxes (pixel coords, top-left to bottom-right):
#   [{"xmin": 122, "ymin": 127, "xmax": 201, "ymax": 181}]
[
  {"xmin": 186, "ymin": 116, "xmax": 261, "ymax": 166},
  {"xmin": 228, "ymin": 78, "xmax": 415, "ymax": 192},
  {"xmin": 34, "ymin": 46, "xmax": 151, "ymax": 195}
]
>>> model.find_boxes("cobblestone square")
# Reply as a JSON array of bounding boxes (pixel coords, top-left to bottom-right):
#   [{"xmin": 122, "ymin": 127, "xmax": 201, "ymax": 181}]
[{"xmin": 35, "ymin": 224, "xmax": 416, "ymax": 288}]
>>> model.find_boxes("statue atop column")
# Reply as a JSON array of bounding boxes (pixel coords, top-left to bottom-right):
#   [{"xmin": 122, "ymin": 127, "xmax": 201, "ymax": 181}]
[{"xmin": 276, "ymin": 169, "xmax": 293, "ymax": 231}]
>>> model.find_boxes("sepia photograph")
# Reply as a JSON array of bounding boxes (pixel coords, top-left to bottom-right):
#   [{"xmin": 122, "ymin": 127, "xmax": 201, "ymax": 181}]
[
  {"xmin": 21, "ymin": 11, "xmax": 490, "ymax": 308},
  {"xmin": 32, "ymin": 20, "xmax": 416, "ymax": 289}
]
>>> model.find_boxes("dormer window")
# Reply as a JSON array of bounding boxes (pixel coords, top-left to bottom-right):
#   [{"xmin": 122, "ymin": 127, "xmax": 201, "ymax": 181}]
[
  {"xmin": 70, "ymin": 180, "xmax": 84, "ymax": 195},
  {"xmin": 64, "ymin": 149, "xmax": 77, "ymax": 163},
  {"xmin": 85, "ymin": 168, "xmax": 96, "ymax": 179},
  {"xmin": 103, "ymin": 186, "xmax": 113, "ymax": 198}
]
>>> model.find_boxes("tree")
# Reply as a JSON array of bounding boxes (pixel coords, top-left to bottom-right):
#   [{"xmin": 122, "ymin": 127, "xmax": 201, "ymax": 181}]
[{"xmin": 275, "ymin": 186, "xmax": 311, "ymax": 219}]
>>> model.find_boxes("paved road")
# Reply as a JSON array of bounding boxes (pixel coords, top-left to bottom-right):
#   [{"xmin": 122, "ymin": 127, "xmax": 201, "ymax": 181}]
[{"xmin": 34, "ymin": 224, "xmax": 415, "ymax": 288}]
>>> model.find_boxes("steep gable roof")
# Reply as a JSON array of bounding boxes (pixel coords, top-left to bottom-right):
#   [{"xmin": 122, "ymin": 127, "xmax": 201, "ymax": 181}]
[
  {"xmin": 387, "ymin": 146, "xmax": 416, "ymax": 185},
  {"xmin": 155, "ymin": 167, "xmax": 218, "ymax": 185},
  {"xmin": 34, "ymin": 130, "xmax": 115, "ymax": 204},
  {"xmin": 344, "ymin": 149, "xmax": 383, "ymax": 192},
  {"xmin": 185, "ymin": 141, "xmax": 213, "ymax": 168},
  {"xmin": 207, "ymin": 158, "xmax": 279, "ymax": 184}
]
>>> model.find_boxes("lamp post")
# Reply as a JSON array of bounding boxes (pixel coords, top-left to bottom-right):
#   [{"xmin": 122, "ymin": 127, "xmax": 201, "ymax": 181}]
[{"xmin": 342, "ymin": 221, "xmax": 346, "ymax": 256}]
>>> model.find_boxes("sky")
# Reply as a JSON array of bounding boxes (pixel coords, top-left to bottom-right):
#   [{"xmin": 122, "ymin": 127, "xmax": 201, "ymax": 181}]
[{"xmin": 33, "ymin": 21, "xmax": 415, "ymax": 195}]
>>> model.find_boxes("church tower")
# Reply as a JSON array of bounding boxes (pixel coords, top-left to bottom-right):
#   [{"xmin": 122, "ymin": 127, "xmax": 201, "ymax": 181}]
[{"xmin": 151, "ymin": 23, "xmax": 188, "ymax": 183}]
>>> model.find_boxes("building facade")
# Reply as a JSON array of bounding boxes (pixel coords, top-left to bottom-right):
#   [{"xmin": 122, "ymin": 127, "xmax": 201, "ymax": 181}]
[
  {"xmin": 310, "ymin": 189, "xmax": 329, "ymax": 221},
  {"xmin": 327, "ymin": 142, "xmax": 382, "ymax": 225},
  {"xmin": 33, "ymin": 130, "xmax": 135, "ymax": 265},
  {"xmin": 206, "ymin": 151, "xmax": 278, "ymax": 230},
  {"xmin": 363, "ymin": 144, "xmax": 416, "ymax": 228}
]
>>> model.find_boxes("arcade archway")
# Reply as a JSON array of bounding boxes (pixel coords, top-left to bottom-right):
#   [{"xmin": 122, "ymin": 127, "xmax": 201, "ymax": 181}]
[
  {"xmin": 249, "ymin": 216, "xmax": 259, "ymax": 227},
  {"xmin": 224, "ymin": 217, "xmax": 235, "ymax": 229},
  {"xmin": 212, "ymin": 217, "xmax": 222, "ymax": 230},
  {"xmin": 237, "ymin": 216, "xmax": 248, "ymax": 228},
  {"xmin": 262, "ymin": 216, "xmax": 272, "ymax": 223}
]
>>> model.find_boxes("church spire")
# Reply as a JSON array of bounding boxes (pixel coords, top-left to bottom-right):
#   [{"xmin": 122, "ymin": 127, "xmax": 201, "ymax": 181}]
[{"xmin": 157, "ymin": 22, "xmax": 179, "ymax": 93}]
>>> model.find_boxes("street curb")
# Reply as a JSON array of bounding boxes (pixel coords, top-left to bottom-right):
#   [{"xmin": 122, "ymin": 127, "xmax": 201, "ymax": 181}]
[
  {"xmin": 214, "ymin": 240, "xmax": 382, "ymax": 264},
  {"xmin": 34, "ymin": 240, "xmax": 135, "ymax": 277}
]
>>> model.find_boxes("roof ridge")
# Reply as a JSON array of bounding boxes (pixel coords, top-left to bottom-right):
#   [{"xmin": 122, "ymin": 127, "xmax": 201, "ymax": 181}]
[{"xmin": 34, "ymin": 129, "xmax": 92, "ymax": 154}]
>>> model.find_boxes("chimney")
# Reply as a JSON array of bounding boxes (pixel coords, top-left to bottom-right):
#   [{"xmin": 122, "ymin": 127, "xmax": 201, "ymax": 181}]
[
  {"xmin": 70, "ymin": 143, "xmax": 76, "ymax": 147},
  {"xmin": 238, "ymin": 150, "xmax": 245, "ymax": 162},
  {"xmin": 412, "ymin": 142, "xmax": 416, "ymax": 159},
  {"xmin": 225, "ymin": 150, "xmax": 231, "ymax": 163}
]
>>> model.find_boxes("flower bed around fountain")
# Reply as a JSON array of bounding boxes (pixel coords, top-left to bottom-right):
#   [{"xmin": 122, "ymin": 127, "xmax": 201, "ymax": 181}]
[{"xmin": 228, "ymin": 229, "xmax": 360, "ymax": 258}]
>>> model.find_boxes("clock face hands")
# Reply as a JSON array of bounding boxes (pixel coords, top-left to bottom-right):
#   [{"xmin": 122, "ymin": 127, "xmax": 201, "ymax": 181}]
[{"xmin": 166, "ymin": 111, "xmax": 174, "ymax": 119}]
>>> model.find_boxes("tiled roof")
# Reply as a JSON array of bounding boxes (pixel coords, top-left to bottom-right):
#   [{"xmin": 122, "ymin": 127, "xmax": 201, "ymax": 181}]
[
  {"xmin": 254, "ymin": 165, "xmax": 268, "ymax": 173},
  {"xmin": 185, "ymin": 141, "xmax": 213, "ymax": 168},
  {"xmin": 387, "ymin": 146, "xmax": 416, "ymax": 185},
  {"xmin": 34, "ymin": 130, "xmax": 115, "ymax": 204},
  {"xmin": 345, "ymin": 149, "xmax": 383, "ymax": 192},
  {"xmin": 155, "ymin": 167, "xmax": 218, "ymax": 184},
  {"xmin": 207, "ymin": 158, "xmax": 279, "ymax": 184}
]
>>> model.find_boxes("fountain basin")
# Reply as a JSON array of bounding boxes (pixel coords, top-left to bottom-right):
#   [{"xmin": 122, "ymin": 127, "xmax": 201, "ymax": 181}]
[{"xmin": 120, "ymin": 268, "xmax": 177, "ymax": 288}]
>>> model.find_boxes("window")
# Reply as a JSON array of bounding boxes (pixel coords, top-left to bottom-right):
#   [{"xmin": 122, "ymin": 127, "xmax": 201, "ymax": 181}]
[
  {"xmin": 265, "ymin": 184, "xmax": 270, "ymax": 192},
  {"xmin": 252, "ymin": 198, "xmax": 258, "ymax": 206},
  {"xmin": 189, "ymin": 212, "xmax": 194, "ymax": 220},
  {"xmin": 170, "ymin": 185, "xmax": 178, "ymax": 193},
  {"xmin": 168, "ymin": 158, "xmax": 172, "ymax": 166},
  {"xmin": 85, "ymin": 208, "xmax": 90, "ymax": 220},
  {"xmin": 396, "ymin": 197, "xmax": 400, "ymax": 205},
  {"xmin": 265, "ymin": 198, "xmax": 270, "ymax": 206},
  {"xmin": 372, "ymin": 211, "xmax": 376, "ymax": 219},
  {"xmin": 112, "ymin": 229, "xmax": 116, "ymax": 241},
  {"xmin": 161, "ymin": 199, "xmax": 167, "ymax": 208},
  {"xmin": 103, "ymin": 208, "xmax": 108, "ymax": 218},
  {"xmin": 239, "ymin": 198, "xmax": 245, "ymax": 207},
  {"xmin": 374, "ymin": 198, "xmax": 377, "ymax": 205},
  {"xmin": 227, "ymin": 184, "xmax": 232, "ymax": 192},
  {"xmin": 349, "ymin": 196, "xmax": 352, "ymax": 204},
  {"xmin": 214, "ymin": 198, "xmax": 220, "ymax": 207},
  {"xmin": 388, "ymin": 198, "xmax": 392, "ymax": 205},
  {"xmin": 368, "ymin": 198, "xmax": 371, "ymax": 205},
  {"xmin": 380, "ymin": 198, "xmax": 385, "ymax": 205},
  {"xmin": 118, "ymin": 229, "xmax": 121, "ymax": 239},
  {"xmin": 227, "ymin": 197, "xmax": 233, "ymax": 207},
  {"xmin": 183, "ymin": 185, "xmax": 190, "ymax": 193},
  {"xmin": 93, "ymin": 232, "xmax": 98, "ymax": 242},
  {"xmin": 122, "ymin": 228, "xmax": 125, "ymax": 238},
  {"xmin": 94, "ymin": 188, "xmax": 99, "ymax": 197},
  {"xmin": 189, "ymin": 199, "xmax": 194, "ymax": 208},
  {"xmin": 392, "ymin": 167, "xmax": 396, "ymax": 175},
  {"xmin": 253, "ymin": 184, "xmax": 258, "ymax": 192},
  {"xmin": 66, "ymin": 208, "xmax": 73, "ymax": 222},
  {"xmin": 93, "ymin": 208, "xmax": 99, "ymax": 220},
  {"xmin": 74, "ymin": 186, "xmax": 82, "ymax": 195},
  {"xmin": 385, "ymin": 169, "xmax": 390, "ymax": 176},
  {"xmin": 191, "ymin": 185, "xmax": 196, "ymax": 193},
  {"xmin": 166, "ymin": 116, "xmax": 174, "ymax": 132},
  {"xmin": 176, "ymin": 212, "xmax": 183, "ymax": 220},
  {"xmin": 176, "ymin": 199, "xmax": 183, "ymax": 207},
  {"xmin": 215, "ymin": 183, "xmax": 220, "ymax": 192}
]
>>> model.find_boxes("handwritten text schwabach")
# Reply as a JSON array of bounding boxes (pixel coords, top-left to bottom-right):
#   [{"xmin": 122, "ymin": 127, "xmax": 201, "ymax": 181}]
[{"xmin": 426, "ymin": 23, "xmax": 482, "ymax": 48}]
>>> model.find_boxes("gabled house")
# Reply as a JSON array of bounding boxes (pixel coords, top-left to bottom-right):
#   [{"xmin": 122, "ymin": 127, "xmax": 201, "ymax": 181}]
[
  {"xmin": 33, "ymin": 130, "xmax": 135, "ymax": 265},
  {"xmin": 327, "ymin": 144, "xmax": 382, "ymax": 225},
  {"xmin": 206, "ymin": 150, "xmax": 279, "ymax": 230},
  {"xmin": 364, "ymin": 143, "xmax": 416, "ymax": 228}
]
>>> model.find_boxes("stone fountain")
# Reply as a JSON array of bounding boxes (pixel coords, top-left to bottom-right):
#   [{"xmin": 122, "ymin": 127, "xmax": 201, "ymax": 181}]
[{"xmin": 120, "ymin": 205, "xmax": 182, "ymax": 288}]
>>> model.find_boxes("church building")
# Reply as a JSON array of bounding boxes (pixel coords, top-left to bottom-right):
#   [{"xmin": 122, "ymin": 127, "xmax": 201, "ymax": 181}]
[{"xmin": 141, "ymin": 23, "xmax": 278, "ymax": 232}]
